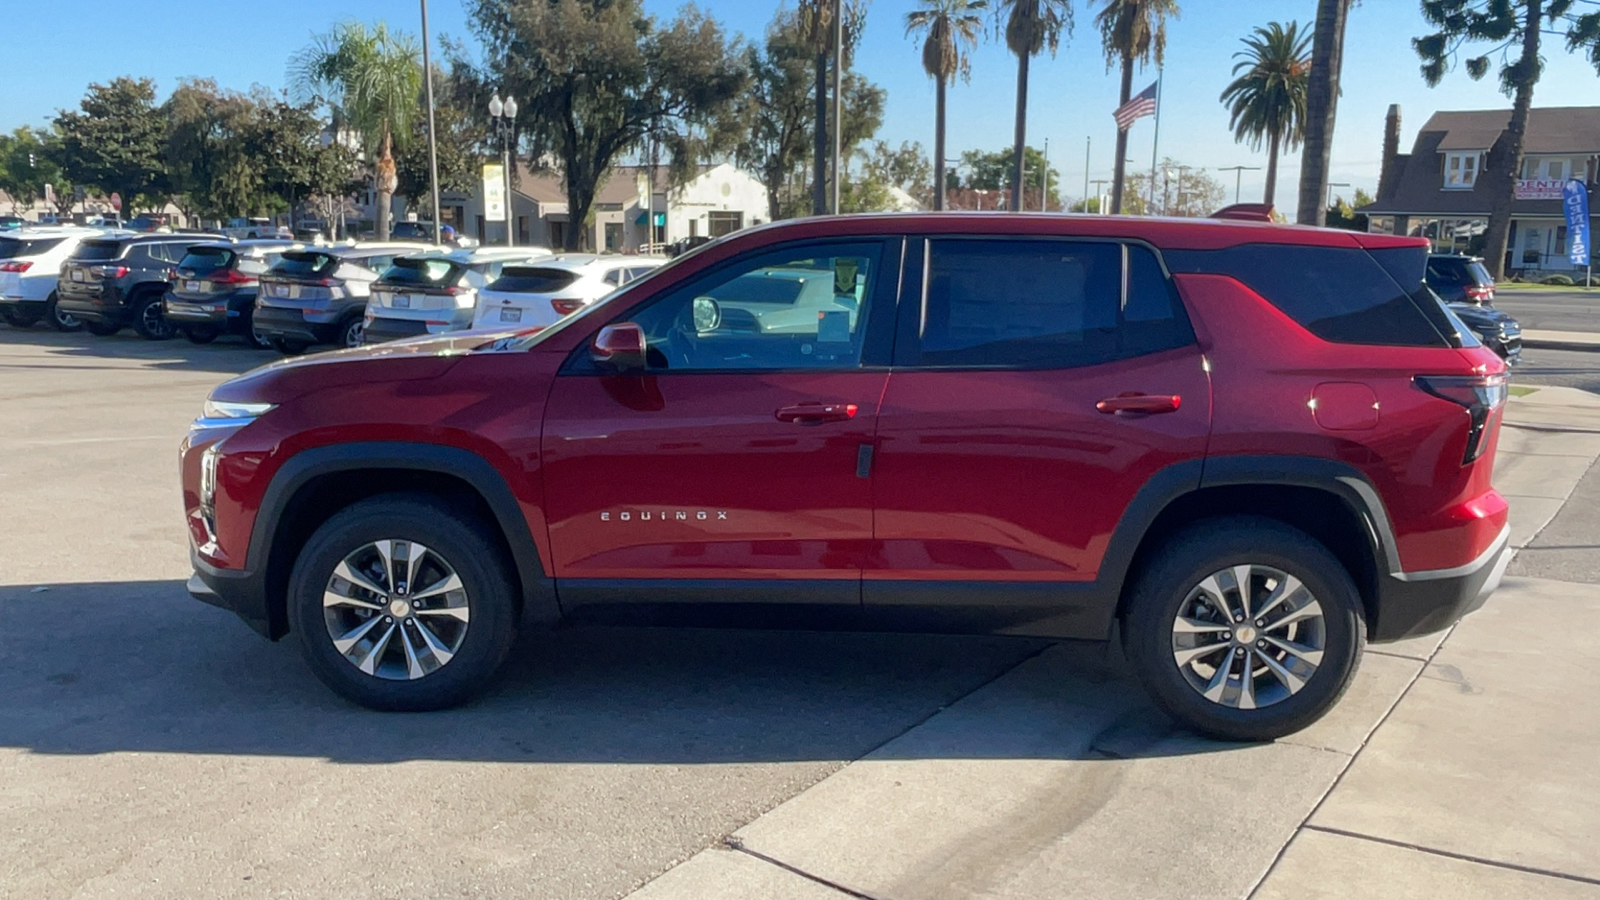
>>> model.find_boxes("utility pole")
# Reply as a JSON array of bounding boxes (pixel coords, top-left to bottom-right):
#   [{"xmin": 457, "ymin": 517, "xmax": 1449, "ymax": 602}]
[
  {"xmin": 420, "ymin": 0, "xmax": 442, "ymax": 245},
  {"xmin": 1218, "ymin": 165, "xmax": 1261, "ymax": 204},
  {"xmin": 1041, "ymin": 137, "xmax": 1050, "ymax": 211},
  {"xmin": 1082, "ymin": 136, "xmax": 1090, "ymax": 213}
]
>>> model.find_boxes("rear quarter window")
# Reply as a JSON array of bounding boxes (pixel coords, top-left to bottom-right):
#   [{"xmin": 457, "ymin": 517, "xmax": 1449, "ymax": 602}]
[{"xmin": 1165, "ymin": 243, "xmax": 1449, "ymax": 347}]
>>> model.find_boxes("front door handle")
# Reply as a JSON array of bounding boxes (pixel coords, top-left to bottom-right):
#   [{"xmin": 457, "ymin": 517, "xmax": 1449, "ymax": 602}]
[
  {"xmin": 775, "ymin": 402, "xmax": 859, "ymax": 425},
  {"xmin": 1096, "ymin": 393, "xmax": 1182, "ymax": 416}
]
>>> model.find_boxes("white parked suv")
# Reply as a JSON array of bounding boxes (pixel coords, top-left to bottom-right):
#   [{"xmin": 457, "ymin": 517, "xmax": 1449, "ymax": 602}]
[
  {"xmin": 472, "ymin": 254, "xmax": 664, "ymax": 330},
  {"xmin": 362, "ymin": 246, "xmax": 552, "ymax": 343},
  {"xmin": 0, "ymin": 227, "xmax": 112, "ymax": 331}
]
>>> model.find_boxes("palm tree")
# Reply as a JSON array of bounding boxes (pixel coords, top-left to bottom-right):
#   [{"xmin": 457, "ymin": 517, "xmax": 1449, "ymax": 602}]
[
  {"xmin": 1295, "ymin": 0, "xmax": 1352, "ymax": 226},
  {"xmin": 1095, "ymin": 0, "xmax": 1179, "ymax": 214},
  {"xmin": 1219, "ymin": 22, "xmax": 1310, "ymax": 209},
  {"xmin": 291, "ymin": 21, "xmax": 422, "ymax": 240},
  {"xmin": 907, "ymin": 0, "xmax": 988, "ymax": 212},
  {"xmin": 998, "ymin": 0, "xmax": 1073, "ymax": 212},
  {"xmin": 799, "ymin": 0, "xmax": 868, "ymax": 216}
]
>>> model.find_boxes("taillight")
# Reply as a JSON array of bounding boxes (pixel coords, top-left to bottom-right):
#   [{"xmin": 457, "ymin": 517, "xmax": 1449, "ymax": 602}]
[
  {"xmin": 551, "ymin": 298, "xmax": 584, "ymax": 315},
  {"xmin": 0, "ymin": 261, "xmax": 32, "ymax": 273},
  {"xmin": 90, "ymin": 265, "xmax": 130, "ymax": 278},
  {"xmin": 1414, "ymin": 373, "xmax": 1508, "ymax": 464},
  {"xmin": 1465, "ymin": 284, "xmax": 1493, "ymax": 301},
  {"xmin": 210, "ymin": 268, "xmax": 256, "ymax": 285}
]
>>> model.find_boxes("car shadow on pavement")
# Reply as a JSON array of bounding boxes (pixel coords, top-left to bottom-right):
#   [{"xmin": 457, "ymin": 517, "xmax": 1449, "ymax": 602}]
[
  {"xmin": 0, "ymin": 579, "xmax": 1232, "ymax": 766},
  {"xmin": 0, "ymin": 326, "xmax": 279, "ymax": 376}
]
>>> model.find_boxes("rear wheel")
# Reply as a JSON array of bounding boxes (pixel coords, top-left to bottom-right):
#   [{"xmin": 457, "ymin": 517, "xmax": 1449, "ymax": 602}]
[
  {"xmin": 132, "ymin": 292, "xmax": 175, "ymax": 340},
  {"xmin": 339, "ymin": 314, "xmax": 365, "ymax": 349},
  {"xmin": 245, "ymin": 313, "xmax": 274, "ymax": 350},
  {"xmin": 45, "ymin": 292, "xmax": 82, "ymax": 332},
  {"xmin": 1122, "ymin": 517, "xmax": 1365, "ymax": 742},
  {"xmin": 84, "ymin": 321, "xmax": 120, "ymax": 336},
  {"xmin": 0, "ymin": 307, "xmax": 38, "ymax": 328},
  {"xmin": 182, "ymin": 325, "xmax": 220, "ymax": 344},
  {"xmin": 288, "ymin": 495, "xmax": 519, "ymax": 711}
]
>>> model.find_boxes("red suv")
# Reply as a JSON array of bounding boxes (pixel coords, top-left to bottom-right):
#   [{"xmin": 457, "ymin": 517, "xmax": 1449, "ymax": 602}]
[{"xmin": 180, "ymin": 214, "xmax": 1510, "ymax": 741}]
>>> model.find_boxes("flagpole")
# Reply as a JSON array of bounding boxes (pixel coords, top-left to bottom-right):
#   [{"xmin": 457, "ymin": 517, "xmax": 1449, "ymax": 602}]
[{"xmin": 1148, "ymin": 67, "xmax": 1163, "ymax": 215}]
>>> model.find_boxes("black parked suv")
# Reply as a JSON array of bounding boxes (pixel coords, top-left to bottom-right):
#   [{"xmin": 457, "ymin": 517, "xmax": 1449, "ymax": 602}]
[
  {"xmin": 163, "ymin": 240, "xmax": 301, "ymax": 348},
  {"xmin": 58, "ymin": 233, "xmax": 219, "ymax": 339},
  {"xmin": 1426, "ymin": 253, "xmax": 1495, "ymax": 304}
]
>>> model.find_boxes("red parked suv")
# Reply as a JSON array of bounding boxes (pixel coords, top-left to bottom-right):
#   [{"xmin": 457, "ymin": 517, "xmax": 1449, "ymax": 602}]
[{"xmin": 180, "ymin": 214, "xmax": 1511, "ymax": 741}]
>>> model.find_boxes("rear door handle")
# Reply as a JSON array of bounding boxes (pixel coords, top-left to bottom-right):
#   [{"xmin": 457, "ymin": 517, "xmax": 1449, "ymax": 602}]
[
  {"xmin": 775, "ymin": 402, "xmax": 859, "ymax": 425},
  {"xmin": 1096, "ymin": 393, "xmax": 1182, "ymax": 416}
]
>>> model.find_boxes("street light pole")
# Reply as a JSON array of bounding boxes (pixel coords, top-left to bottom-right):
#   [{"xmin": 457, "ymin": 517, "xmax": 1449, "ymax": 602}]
[
  {"xmin": 1218, "ymin": 165, "xmax": 1261, "ymax": 204},
  {"xmin": 489, "ymin": 94, "xmax": 518, "ymax": 247},
  {"xmin": 420, "ymin": 0, "xmax": 442, "ymax": 246}
]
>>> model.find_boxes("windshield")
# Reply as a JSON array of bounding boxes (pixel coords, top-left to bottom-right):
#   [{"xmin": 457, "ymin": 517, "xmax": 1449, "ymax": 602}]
[{"xmin": 179, "ymin": 247, "xmax": 236, "ymax": 272}]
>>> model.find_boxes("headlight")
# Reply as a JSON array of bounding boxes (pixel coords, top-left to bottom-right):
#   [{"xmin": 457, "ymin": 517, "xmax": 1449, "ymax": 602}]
[{"xmin": 194, "ymin": 399, "xmax": 275, "ymax": 430}]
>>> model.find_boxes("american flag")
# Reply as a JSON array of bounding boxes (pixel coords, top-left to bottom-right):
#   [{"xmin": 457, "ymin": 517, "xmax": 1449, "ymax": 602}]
[{"xmin": 1113, "ymin": 82, "xmax": 1158, "ymax": 132}]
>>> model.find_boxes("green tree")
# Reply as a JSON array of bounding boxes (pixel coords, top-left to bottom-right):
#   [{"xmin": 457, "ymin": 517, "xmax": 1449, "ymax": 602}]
[
  {"xmin": 395, "ymin": 56, "xmax": 485, "ymax": 214},
  {"xmin": 1325, "ymin": 187, "xmax": 1372, "ymax": 230},
  {"xmin": 163, "ymin": 79, "xmax": 265, "ymax": 222},
  {"xmin": 906, "ymin": 0, "xmax": 988, "ymax": 212},
  {"xmin": 1416, "ymin": 0, "xmax": 1600, "ymax": 278},
  {"xmin": 954, "ymin": 145, "xmax": 1061, "ymax": 209},
  {"xmin": 996, "ymin": 0, "xmax": 1073, "ymax": 211},
  {"xmin": 1095, "ymin": 0, "xmax": 1179, "ymax": 214},
  {"xmin": 0, "ymin": 128, "xmax": 54, "ymax": 213},
  {"xmin": 1219, "ymin": 22, "xmax": 1311, "ymax": 209},
  {"xmin": 53, "ymin": 77, "xmax": 169, "ymax": 212},
  {"xmin": 1150, "ymin": 158, "xmax": 1223, "ymax": 216},
  {"xmin": 1296, "ymin": 0, "xmax": 1353, "ymax": 226},
  {"xmin": 467, "ymin": 0, "xmax": 747, "ymax": 251},
  {"xmin": 863, "ymin": 140, "xmax": 934, "ymax": 207},
  {"xmin": 735, "ymin": 10, "xmax": 823, "ymax": 221},
  {"xmin": 291, "ymin": 21, "xmax": 423, "ymax": 240}
]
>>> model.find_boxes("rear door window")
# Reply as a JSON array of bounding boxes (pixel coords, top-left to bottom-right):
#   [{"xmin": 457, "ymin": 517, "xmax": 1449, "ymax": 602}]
[
  {"xmin": 904, "ymin": 239, "xmax": 1194, "ymax": 368},
  {"xmin": 1165, "ymin": 243, "xmax": 1449, "ymax": 347}
]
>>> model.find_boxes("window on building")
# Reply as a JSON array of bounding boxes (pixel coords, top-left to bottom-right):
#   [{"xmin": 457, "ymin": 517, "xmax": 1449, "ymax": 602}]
[{"xmin": 1444, "ymin": 152, "xmax": 1480, "ymax": 189}]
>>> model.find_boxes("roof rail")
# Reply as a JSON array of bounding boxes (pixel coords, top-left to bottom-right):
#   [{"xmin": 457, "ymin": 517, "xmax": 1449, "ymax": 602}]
[{"xmin": 1210, "ymin": 203, "xmax": 1275, "ymax": 222}]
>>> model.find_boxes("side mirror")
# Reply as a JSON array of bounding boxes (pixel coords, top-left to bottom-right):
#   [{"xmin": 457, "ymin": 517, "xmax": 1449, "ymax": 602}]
[{"xmin": 591, "ymin": 322, "xmax": 647, "ymax": 372}]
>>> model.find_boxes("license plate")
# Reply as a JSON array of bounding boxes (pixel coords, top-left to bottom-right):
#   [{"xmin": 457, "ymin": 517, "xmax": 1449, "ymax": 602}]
[
  {"xmin": 499, "ymin": 308, "xmax": 522, "ymax": 323},
  {"xmin": 70, "ymin": 269, "xmax": 85, "ymax": 282},
  {"xmin": 185, "ymin": 280, "xmax": 201, "ymax": 292},
  {"xmin": 273, "ymin": 284, "xmax": 289, "ymax": 298},
  {"xmin": 393, "ymin": 294, "xmax": 410, "ymax": 308}
]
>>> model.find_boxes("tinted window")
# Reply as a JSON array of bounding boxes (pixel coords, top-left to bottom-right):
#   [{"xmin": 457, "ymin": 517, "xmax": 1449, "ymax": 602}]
[
  {"xmin": 352, "ymin": 254, "xmax": 394, "ymax": 272},
  {"xmin": 913, "ymin": 240, "xmax": 1192, "ymax": 368},
  {"xmin": 72, "ymin": 240, "xmax": 125, "ymax": 262},
  {"xmin": 488, "ymin": 267, "xmax": 581, "ymax": 294},
  {"xmin": 274, "ymin": 252, "xmax": 339, "ymax": 277},
  {"xmin": 1165, "ymin": 243, "xmax": 1448, "ymax": 347},
  {"xmin": 1372, "ymin": 247, "xmax": 1465, "ymax": 348},
  {"xmin": 0, "ymin": 237, "xmax": 64, "ymax": 258},
  {"xmin": 179, "ymin": 248, "xmax": 236, "ymax": 272},
  {"xmin": 381, "ymin": 257, "xmax": 460, "ymax": 286},
  {"xmin": 1466, "ymin": 260, "xmax": 1493, "ymax": 284},
  {"xmin": 616, "ymin": 242, "xmax": 881, "ymax": 372}
]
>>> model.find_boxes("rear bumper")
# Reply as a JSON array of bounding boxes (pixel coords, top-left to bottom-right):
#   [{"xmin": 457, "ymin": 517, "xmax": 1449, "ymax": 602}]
[
  {"xmin": 164, "ymin": 292, "xmax": 254, "ymax": 332},
  {"xmin": 57, "ymin": 287, "xmax": 133, "ymax": 325},
  {"xmin": 252, "ymin": 306, "xmax": 336, "ymax": 344},
  {"xmin": 0, "ymin": 295, "xmax": 48, "ymax": 315},
  {"xmin": 1370, "ymin": 524, "xmax": 1510, "ymax": 642}
]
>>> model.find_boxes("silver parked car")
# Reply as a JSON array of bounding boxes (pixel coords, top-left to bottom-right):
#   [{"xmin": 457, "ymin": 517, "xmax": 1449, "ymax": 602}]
[{"xmin": 362, "ymin": 246, "xmax": 552, "ymax": 344}]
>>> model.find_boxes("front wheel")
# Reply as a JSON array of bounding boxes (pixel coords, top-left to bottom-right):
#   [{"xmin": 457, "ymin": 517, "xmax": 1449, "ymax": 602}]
[
  {"xmin": 45, "ymin": 292, "xmax": 82, "ymax": 332},
  {"xmin": 132, "ymin": 293, "xmax": 176, "ymax": 340},
  {"xmin": 287, "ymin": 495, "xmax": 520, "ymax": 711},
  {"xmin": 1121, "ymin": 517, "xmax": 1365, "ymax": 742}
]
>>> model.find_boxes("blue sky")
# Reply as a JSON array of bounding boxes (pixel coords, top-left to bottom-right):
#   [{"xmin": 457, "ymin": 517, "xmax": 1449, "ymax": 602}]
[{"xmin": 4, "ymin": 0, "xmax": 1598, "ymax": 218}]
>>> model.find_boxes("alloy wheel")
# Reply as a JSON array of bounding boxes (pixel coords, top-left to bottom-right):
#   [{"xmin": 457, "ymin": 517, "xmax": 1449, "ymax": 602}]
[
  {"xmin": 321, "ymin": 539, "xmax": 471, "ymax": 681},
  {"xmin": 1169, "ymin": 564, "xmax": 1326, "ymax": 711},
  {"xmin": 140, "ymin": 300, "xmax": 175, "ymax": 339},
  {"xmin": 50, "ymin": 303, "xmax": 80, "ymax": 331},
  {"xmin": 343, "ymin": 319, "xmax": 364, "ymax": 348}
]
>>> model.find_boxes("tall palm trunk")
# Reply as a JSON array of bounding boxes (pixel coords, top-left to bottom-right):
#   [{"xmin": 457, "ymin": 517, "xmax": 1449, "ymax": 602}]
[
  {"xmin": 375, "ymin": 127, "xmax": 396, "ymax": 241},
  {"xmin": 934, "ymin": 76, "xmax": 947, "ymax": 211},
  {"xmin": 1110, "ymin": 54, "xmax": 1133, "ymax": 214},
  {"xmin": 1297, "ymin": 0, "xmax": 1351, "ymax": 225},
  {"xmin": 1483, "ymin": 0, "xmax": 1543, "ymax": 279},
  {"xmin": 813, "ymin": 52, "xmax": 829, "ymax": 216},
  {"xmin": 1264, "ymin": 127, "xmax": 1280, "ymax": 209},
  {"xmin": 1010, "ymin": 52, "xmax": 1029, "ymax": 212}
]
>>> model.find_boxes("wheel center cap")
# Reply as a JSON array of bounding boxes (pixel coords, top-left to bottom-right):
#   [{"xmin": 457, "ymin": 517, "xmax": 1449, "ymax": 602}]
[
  {"xmin": 1235, "ymin": 625, "xmax": 1258, "ymax": 644},
  {"xmin": 388, "ymin": 598, "xmax": 411, "ymax": 618}
]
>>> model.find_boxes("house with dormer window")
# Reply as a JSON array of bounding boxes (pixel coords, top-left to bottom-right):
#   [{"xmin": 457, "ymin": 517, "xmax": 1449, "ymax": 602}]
[{"xmin": 1359, "ymin": 105, "xmax": 1599, "ymax": 277}]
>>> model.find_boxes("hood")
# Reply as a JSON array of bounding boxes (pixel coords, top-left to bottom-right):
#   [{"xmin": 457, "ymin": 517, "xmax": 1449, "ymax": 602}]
[{"xmin": 209, "ymin": 327, "xmax": 544, "ymax": 405}]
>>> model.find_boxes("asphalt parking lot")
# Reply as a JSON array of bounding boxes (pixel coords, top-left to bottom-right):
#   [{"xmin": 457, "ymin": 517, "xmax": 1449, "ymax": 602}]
[{"xmin": 4, "ymin": 326, "xmax": 1600, "ymax": 900}]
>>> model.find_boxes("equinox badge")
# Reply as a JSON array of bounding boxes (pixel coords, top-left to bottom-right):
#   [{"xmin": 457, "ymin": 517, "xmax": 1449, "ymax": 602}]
[{"xmin": 600, "ymin": 510, "xmax": 729, "ymax": 522}]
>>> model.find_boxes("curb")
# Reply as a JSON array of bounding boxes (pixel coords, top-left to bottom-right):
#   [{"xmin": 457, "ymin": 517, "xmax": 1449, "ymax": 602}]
[{"xmin": 1522, "ymin": 338, "xmax": 1600, "ymax": 353}]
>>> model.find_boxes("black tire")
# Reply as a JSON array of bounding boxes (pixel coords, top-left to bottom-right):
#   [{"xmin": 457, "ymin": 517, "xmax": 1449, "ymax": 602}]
[
  {"xmin": 45, "ymin": 292, "xmax": 82, "ymax": 332},
  {"xmin": 338, "ymin": 313, "xmax": 365, "ymax": 349},
  {"xmin": 288, "ymin": 494, "xmax": 520, "ymax": 711},
  {"xmin": 0, "ymin": 307, "xmax": 38, "ymax": 329},
  {"xmin": 84, "ymin": 321, "xmax": 120, "ymax": 336},
  {"xmin": 269, "ymin": 337, "xmax": 309, "ymax": 356},
  {"xmin": 182, "ymin": 325, "xmax": 220, "ymax": 344},
  {"xmin": 1121, "ymin": 517, "xmax": 1366, "ymax": 742},
  {"xmin": 132, "ymin": 291, "xmax": 176, "ymax": 340}
]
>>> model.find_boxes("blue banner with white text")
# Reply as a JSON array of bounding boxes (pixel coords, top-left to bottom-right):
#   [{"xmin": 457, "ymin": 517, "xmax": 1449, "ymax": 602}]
[{"xmin": 1565, "ymin": 178, "xmax": 1591, "ymax": 267}]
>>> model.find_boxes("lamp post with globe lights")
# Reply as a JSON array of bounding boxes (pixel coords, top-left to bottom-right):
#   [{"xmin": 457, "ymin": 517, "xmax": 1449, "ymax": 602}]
[{"xmin": 488, "ymin": 94, "xmax": 518, "ymax": 246}]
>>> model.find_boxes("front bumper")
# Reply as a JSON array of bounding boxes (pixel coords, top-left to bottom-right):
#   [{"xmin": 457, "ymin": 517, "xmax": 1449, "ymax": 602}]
[
  {"xmin": 189, "ymin": 551, "xmax": 278, "ymax": 639},
  {"xmin": 1370, "ymin": 524, "xmax": 1511, "ymax": 642}
]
